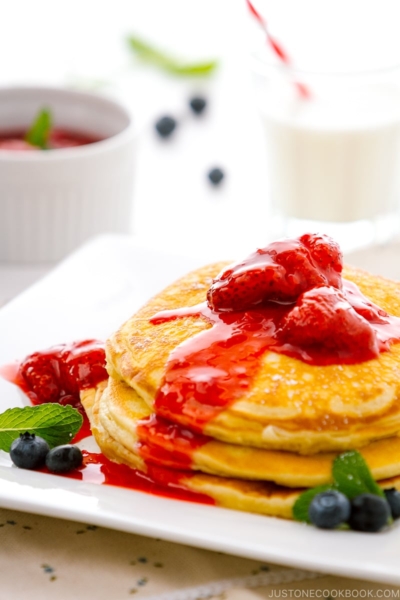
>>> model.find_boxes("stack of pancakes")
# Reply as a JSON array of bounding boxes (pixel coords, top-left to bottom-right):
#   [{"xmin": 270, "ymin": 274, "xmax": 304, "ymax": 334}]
[{"xmin": 81, "ymin": 262, "xmax": 400, "ymax": 519}]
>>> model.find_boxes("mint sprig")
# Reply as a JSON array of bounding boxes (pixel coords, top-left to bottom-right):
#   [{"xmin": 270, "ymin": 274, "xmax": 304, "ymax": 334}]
[
  {"xmin": 127, "ymin": 35, "xmax": 218, "ymax": 77},
  {"xmin": 332, "ymin": 450, "xmax": 385, "ymax": 499},
  {"xmin": 25, "ymin": 108, "xmax": 52, "ymax": 149},
  {"xmin": 0, "ymin": 404, "xmax": 83, "ymax": 451},
  {"xmin": 293, "ymin": 450, "xmax": 384, "ymax": 522}
]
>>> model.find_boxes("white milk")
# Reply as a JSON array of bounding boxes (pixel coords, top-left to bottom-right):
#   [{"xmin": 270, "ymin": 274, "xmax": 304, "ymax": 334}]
[{"xmin": 260, "ymin": 86, "xmax": 400, "ymax": 223}]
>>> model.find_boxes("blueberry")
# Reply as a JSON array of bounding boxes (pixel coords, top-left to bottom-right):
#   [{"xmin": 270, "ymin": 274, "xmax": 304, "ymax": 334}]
[
  {"xmin": 189, "ymin": 96, "xmax": 207, "ymax": 115},
  {"xmin": 308, "ymin": 490, "xmax": 351, "ymax": 529},
  {"xmin": 155, "ymin": 116, "xmax": 177, "ymax": 138},
  {"xmin": 10, "ymin": 432, "xmax": 50, "ymax": 470},
  {"xmin": 208, "ymin": 167, "xmax": 225, "ymax": 186},
  {"xmin": 384, "ymin": 488, "xmax": 400, "ymax": 520},
  {"xmin": 349, "ymin": 494, "xmax": 390, "ymax": 532},
  {"xmin": 45, "ymin": 445, "xmax": 83, "ymax": 473}
]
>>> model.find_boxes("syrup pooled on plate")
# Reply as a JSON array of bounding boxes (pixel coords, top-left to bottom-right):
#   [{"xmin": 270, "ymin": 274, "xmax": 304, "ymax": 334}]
[{"xmin": 58, "ymin": 451, "xmax": 214, "ymax": 505}]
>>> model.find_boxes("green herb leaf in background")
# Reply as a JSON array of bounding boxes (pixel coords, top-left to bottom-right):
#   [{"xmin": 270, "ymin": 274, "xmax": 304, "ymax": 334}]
[
  {"xmin": 332, "ymin": 450, "xmax": 385, "ymax": 499},
  {"xmin": 127, "ymin": 35, "xmax": 218, "ymax": 77},
  {"xmin": 0, "ymin": 404, "xmax": 83, "ymax": 451},
  {"xmin": 292, "ymin": 484, "xmax": 335, "ymax": 523},
  {"xmin": 25, "ymin": 108, "xmax": 52, "ymax": 149}
]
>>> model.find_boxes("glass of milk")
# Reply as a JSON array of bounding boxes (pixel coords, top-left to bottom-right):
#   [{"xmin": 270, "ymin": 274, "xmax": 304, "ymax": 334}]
[{"xmin": 251, "ymin": 54, "xmax": 400, "ymax": 249}]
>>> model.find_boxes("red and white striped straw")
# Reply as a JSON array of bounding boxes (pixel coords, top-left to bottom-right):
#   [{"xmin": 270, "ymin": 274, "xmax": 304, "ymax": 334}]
[{"xmin": 246, "ymin": 0, "xmax": 310, "ymax": 98}]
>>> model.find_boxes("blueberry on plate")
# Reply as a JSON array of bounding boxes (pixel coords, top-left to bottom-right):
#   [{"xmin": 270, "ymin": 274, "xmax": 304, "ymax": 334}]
[
  {"xmin": 308, "ymin": 490, "xmax": 351, "ymax": 529},
  {"xmin": 384, "ymin": 488, "xmax": 400, "ymax": 520},
  {"xmin": 207, "ymin": 167, "xmax": 225, "ymax": 186},
  {"xmin": 155, "ymin": 116, "xmax": 177, "ymax": 138},
  {"xmin": 349, "ymin": 493, "xmax": 391, "ymax": 532},
  {"xmin": 45, "ymin": 445, "xmax": 83, "ymax": 474},
  {"xmin": 10, "ymin": 432, "xmax": 50, "ymax": 470},
  {"xmin": 189, "ymin": 96, "xmax": 207, "ymax": 115}
]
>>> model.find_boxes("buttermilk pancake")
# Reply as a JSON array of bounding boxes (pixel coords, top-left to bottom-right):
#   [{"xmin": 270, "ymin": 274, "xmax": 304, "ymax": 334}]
[
  {"xmin": 106, "ymin": 262, "xmax": 400, "ymax": 454},
  {"xmin": 81, "ymin": 379, "xmax": 400, "ymax": 519},
  {"xmin": 82, "ymin": 376, "xmax": 400, "ymax": 487},
  {"xmin": 81, "ymin": 380, "xmax": 301, "ymax": 519}
]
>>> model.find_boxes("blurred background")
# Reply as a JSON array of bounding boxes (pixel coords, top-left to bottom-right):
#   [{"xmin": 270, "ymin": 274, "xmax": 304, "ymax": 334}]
[{"xmin": 3, "ymin": 0, "xmax": 400, "ymax": 268}]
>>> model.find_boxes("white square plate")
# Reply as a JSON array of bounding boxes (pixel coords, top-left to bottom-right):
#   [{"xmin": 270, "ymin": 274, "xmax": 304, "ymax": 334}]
[{"xmin": 1, "ymin": 234, "xmax": 400, "ymax": 585}]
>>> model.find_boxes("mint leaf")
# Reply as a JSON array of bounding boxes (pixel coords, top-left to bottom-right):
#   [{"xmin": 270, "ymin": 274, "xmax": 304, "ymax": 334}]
[
  {"xmin": 332, "ymin": 450, "xmax": 385, "ymax": 499},
  {"xmin": 292, "ymin": 485, "xmax": 334, "ymax": 522},
  {"xmin": 0, "ymin": 404, "xmax": 83, "ymax": 451},
  {"xmin": 293, "ymin": 450, "xmax": 386, "ymax": 523},
  {"xmin": 127, "ymin": 35, "xmax": 218, "ymax": 77},
  {"xmin": 25, "ymin": 108, "xmax": 52, "ymax": 149}
]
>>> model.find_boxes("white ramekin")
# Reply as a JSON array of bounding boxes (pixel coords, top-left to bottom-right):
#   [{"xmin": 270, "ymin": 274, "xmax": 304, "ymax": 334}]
[{"xmin": 0, "ymin": 86, "xmax": 135, "ymax": 263}]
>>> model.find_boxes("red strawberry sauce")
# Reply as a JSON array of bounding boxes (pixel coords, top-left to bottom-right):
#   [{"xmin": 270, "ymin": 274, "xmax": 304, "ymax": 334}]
[
  {"xmin": 148, "ymin": 235, "xmax": 400, "ymax": 434},
  {"xmin": 0, "ymin": 129, "xmax": 101, "ymax": 151},
  {"xmin": 136, "ymin": 415, "xmax": 210, "ymax": 470},
  {"xmin": 0, "ymin": 340, "xmax": 107, "ymax": 442},
  {"xmin": 43, "ymin": 451, "xmax": 214, "ymax": 506}
]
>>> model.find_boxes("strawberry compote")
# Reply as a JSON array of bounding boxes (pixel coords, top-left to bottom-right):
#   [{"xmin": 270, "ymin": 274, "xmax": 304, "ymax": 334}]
[
  {"xmin": 207, "ymin": 233, "xmax": 343, "ymax": 311},
  {"xmin": 1, "ymin": 340, "xmax": 108, "ymax": 441},
  {"xmin": 18, "ymin": 339, "xmax": 107, "ymax": 406},
  {"xmin": 150, "ymin": 233, "xmax": 400, "ymax": 431}
]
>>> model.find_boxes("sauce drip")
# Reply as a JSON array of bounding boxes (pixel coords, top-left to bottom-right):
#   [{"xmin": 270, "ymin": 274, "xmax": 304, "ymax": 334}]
[
  {"xmin": 56, "ymin": 451, "xmax": 214, "ymax": 505},
  {"xmin": 136, "ymin": 415, "xmax": 210, "ymax": 470}
]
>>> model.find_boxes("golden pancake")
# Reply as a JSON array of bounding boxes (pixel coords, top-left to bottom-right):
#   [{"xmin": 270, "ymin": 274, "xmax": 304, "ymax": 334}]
[
  {"xmin": 187, "ymin": 472, "xmax": 400, "ymax": 521},
  {"xmin": 106, "ymin": 263, "xmax": 400, "ymax": 454},
  {"xmin": 81, "ymin": 380, "xmax": 145, "ymax": 470},
  {"xmin": 81, "ymin": 380, "xmax": 300, "ymax": 518},
  {"xmin": 81, "ymin": 381, "xmax": 400, "ymax": 520},
  {"xmin": 81, "ymin": 377, "xmax": 400, "ymax": 488}
]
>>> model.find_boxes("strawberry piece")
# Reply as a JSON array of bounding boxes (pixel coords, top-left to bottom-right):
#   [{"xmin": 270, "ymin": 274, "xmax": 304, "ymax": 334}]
[
  {"xmin": 60, "ymin": 340, "xmax": 107, "ymax": 392},
  {"xmin": 277, "ymin": 286, "xmax": 379, "ymax": 360},
  {"xmin": 344, "ymin": 280, "xmax": 389, "ymax": 324},
  {"xmin": 19, "ymin": 340, "xmax": 107, "ymax": 406},
  {"xmin": 20, "ymin": 352, "xmax": 62, "ymax": 403},
  {"xmin": 300, "ymin": 233, "xmax": 343, "ymax": 290},
  {"xmin": 207, "ymin": 234, "xmax": 343, "ymax": 312}
]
